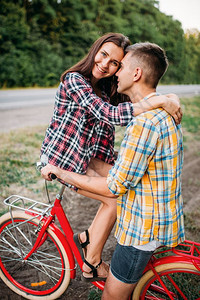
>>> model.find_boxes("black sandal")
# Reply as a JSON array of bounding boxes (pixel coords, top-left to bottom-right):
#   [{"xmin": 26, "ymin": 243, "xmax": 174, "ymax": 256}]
[
  {"xmin": 73, "ymin": 229, "xmax": 90, "ymax": 260},
  {"xmin": 81, "ymin": 259, "xmax": 107, "ymax": 282}
]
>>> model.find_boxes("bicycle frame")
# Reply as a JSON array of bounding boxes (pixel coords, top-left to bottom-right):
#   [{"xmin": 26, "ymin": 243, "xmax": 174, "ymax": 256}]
[
  {"xmin": 20, "ymin": 187, "xmax": 105, "ymax": 291},
  {"xmin": 2, "ymin": 188, "xmax": 200, "ymax": 299}
]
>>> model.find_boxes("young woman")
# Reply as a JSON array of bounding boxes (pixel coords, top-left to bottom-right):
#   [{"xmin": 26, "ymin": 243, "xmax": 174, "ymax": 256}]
[{"xmin": 41, "ymin": 33, "xmax": 182, "ymax": 281}]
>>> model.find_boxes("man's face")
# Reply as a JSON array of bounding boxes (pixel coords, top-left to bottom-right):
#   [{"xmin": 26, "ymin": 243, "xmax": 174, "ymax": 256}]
[{"xmin": 116, "ymin": 52, "xmax": 135, "ymax": 96}]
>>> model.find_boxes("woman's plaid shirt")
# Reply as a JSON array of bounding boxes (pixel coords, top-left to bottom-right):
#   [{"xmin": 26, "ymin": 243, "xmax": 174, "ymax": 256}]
[
  {"xmin": 41, "ymin": 72, "xmax": 134, "ymax": 173},
  {"xmin": 107, "ymin": 108, "xmax": 185, "ymax": 247}
]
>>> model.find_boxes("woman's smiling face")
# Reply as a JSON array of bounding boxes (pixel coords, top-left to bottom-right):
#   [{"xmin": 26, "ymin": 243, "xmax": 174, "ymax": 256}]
[{"xmin": 92, "ymin": 42, "xmax": 124, "ymax": 81}]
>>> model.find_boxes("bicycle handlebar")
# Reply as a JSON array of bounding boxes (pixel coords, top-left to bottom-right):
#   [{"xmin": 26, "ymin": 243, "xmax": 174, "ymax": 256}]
[
  {"xmin": 36, "ymin": 161, "xmax": 57, "ymax": 180},
  {"xmin": 50, "ymin": 173, "xmax": 57, "ymax": 180}
]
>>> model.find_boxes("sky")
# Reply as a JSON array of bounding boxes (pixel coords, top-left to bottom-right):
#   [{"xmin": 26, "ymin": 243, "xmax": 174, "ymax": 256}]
[{"xmin": 158, "ymin": 0, "xmax": 200, "ymax": 31}]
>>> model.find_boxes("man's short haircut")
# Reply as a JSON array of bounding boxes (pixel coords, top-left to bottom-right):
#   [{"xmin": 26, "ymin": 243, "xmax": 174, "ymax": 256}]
[{"xmin": 126, "ymin": 42, "xmax": 169, "ymax": 88}]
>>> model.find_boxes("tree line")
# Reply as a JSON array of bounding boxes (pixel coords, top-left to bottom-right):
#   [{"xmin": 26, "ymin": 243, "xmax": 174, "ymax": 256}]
[{"xmin": 0, "ymin": 0, "xmax": 200, "ymax": 88}]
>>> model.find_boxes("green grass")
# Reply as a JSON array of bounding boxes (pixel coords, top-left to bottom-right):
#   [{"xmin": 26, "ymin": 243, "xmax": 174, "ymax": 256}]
[
  {"xmin": 181, "ymin": 96, "xmax": 200, "ymax": 134},
  {"xmin": 88, "ymin": 289, "xmax": 102, "ymax": 300},
  {"xmin": 0, "ymin": 126, "xmax": 60, "ymax": 200},
  {"xmin": 0, "ymin": 128, "xmax": 42, "ymax": 191},
  {"xmin": 114, "ymin": 96, "xmax": 200, "ymax": 153}
]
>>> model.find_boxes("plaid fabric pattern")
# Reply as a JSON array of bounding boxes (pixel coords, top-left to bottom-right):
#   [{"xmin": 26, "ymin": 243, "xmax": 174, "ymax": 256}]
[
  {"xmin": 107, "ymin": 108, "xmax": 185, "ymax": 247},
  {"xmin": 41, "ymin": 72, "xmax": 134, "ymax": 173}
]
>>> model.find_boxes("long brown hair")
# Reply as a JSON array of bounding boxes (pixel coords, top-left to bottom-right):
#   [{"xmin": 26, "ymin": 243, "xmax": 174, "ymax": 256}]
[{"xmin": 60, "ymin": 33, "xmax": 131, "ymax": 105}]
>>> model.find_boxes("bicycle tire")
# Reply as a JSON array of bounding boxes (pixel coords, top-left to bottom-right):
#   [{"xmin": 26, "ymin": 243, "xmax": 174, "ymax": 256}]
[
  {"xmin": 0, "ymin": 211, "xmax": 71, "ymax": 300},
  {"xmin": 132, "ymin": 262, "xmax": 200, "ymax": 299}
]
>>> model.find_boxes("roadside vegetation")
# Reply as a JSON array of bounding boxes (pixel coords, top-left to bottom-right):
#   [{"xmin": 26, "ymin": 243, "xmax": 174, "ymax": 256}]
[
  {"xmin": 1, "ymin": 0, "xmax": 200, "ymax": 88},
  {"xmin": 0, "ymin": 125, "xmax": 61, "ymax": 211}
]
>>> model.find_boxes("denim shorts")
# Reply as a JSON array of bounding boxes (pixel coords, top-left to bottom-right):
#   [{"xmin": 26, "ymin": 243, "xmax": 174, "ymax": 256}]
[{"xmin": 110, "ymin": 243, "xmax": 154, "ymax": 284}]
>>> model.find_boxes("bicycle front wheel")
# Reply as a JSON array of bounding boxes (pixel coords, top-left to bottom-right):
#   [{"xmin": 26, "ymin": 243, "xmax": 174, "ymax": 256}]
[
  {"xmin": 133, "ymin": 262, "xmax": 200, "ymax": 300},
  {"xmin": 0, "ymin": 211, "xmax": 71, "ymax": 300}
]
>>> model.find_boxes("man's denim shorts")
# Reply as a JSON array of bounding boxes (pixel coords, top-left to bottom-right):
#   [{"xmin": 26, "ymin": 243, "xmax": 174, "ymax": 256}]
[{"xmin": 110, "ymin": 243, "xmax": 154, "ymax": 284}]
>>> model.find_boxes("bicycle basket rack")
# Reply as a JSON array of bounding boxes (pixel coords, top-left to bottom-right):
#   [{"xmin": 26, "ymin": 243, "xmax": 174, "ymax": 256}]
[{"xmin": 3, "ymin": 195, "xmax": 53, "ymax": 226}]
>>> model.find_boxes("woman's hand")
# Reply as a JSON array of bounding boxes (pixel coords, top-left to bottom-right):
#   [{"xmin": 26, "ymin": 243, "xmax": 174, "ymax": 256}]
[
  {"xmin": 134, "ymin": 93, "xmax": 182, "ymax": 124},
  {"xmin": 162, "ymin": 94, "xmax": 182, "ymax": 124},
  {"xmin": 41, "ymin": 164, "xmax": 61, "ymax": 181}
]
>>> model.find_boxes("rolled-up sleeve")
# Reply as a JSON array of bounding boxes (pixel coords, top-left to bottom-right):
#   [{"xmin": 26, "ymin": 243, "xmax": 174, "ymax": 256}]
[{"xmin": 107, "ymin": 117, "xmax": 159, "ymax": 196}]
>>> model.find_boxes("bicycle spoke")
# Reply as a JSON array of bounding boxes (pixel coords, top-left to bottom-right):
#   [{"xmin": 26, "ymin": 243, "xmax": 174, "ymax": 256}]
[
  {"xmin": 1, "ymin": 236, "xmax": 22, "ymax": 257},
  {"xmin": 147, "ymin": 288, "xmax": 169, "ymax": 300},
  {"xmin": 0, "ymin": 211, "xmax": 71, "ymax": 298},
  {"xmin": 143, "ymin": 271, "xmax": 200, "ymax": 300},
  {"xmin": 166, "ymin": 274, "xmax": 187, "ymax": 300},
  {"xmin": 1, "ymin": 219, "xmax": 63, "ymax": 286},
  {"xmin": 29, "ymin": 253, "xmax": 63, "ymax": 273},
  {"xmin": 0, "ymin": 256, "xmax": 23, "ymax": 263},
  {"xmin": 26, "ymin": 260, "xmax": 60, "ymax": 283}
]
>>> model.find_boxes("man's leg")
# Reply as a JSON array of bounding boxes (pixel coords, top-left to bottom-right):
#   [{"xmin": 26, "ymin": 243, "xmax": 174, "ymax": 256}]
[
  {"xmin": 102, "ymin": 243, "xmax": 154, "ymax": 299},
  {"xmin": 102, "ymin": 270, "xmax": 137, "ymax": 300}
]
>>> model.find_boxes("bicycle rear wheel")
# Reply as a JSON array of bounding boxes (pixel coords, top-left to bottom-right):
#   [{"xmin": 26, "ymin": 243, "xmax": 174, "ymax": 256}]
[
  {"xmin": 133, "ymin": 262, "xmax": 200, "ymax": 300},
  {"xmin": 0, "ymin": 211, "xmax": 71, "ymax": 300}
]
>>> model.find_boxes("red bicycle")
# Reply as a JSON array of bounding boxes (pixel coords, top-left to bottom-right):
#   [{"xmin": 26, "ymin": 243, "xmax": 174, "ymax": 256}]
[{"xmin": 0, "ymin": 179, "xmax": 200, "ymax": 299}]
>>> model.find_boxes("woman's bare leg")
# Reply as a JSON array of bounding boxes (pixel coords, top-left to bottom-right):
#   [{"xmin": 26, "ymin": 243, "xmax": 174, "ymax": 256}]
[
  {"xmin": 80, "ymin": 200, "xmax": 116, "ymax": 277},
  {"xmin": 78, "ymin": 158, "xmax": 116, "ymax": 277}
]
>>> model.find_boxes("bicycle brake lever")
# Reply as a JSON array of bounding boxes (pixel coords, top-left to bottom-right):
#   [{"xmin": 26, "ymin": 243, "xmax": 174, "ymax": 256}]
[
  {"xmin": 36, "ymin": 161, "xmax": 44, "ymax": 171},
  {"xmin": 37, "ymin": 155, "xmax": 57, "ymax": 180},
  {"xmin": 36, "ymin": 162, "xmax": 57, "ymax": 180}
]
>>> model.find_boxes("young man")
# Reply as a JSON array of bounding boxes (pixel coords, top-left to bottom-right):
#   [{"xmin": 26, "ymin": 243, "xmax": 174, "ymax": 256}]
[{"xmin": 41, "ymin": 42, "xmax": 185, "ymax": 299}]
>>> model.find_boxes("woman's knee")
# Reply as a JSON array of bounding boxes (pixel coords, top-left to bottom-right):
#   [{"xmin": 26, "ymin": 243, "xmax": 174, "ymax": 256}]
[{"xmin": 104, "ymin": 198, "xmax": 117, "ymax": 213}]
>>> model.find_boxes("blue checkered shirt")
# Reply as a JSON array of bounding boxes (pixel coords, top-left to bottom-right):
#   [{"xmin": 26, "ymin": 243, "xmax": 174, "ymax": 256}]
[{"xmin": 107, "ymin": 108, "xmax": 185, "ymax": 247}]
